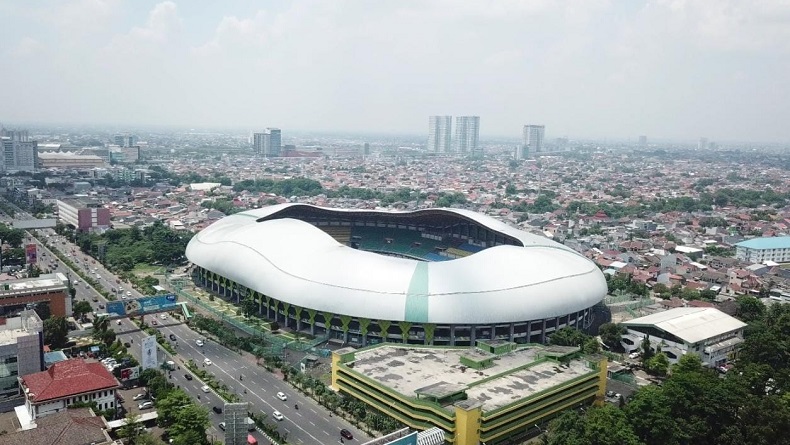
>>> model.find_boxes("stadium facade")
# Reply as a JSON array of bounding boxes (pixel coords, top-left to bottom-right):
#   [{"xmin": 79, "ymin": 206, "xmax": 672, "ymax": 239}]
[{"xmin": 185, "ymin": 204, "xmax": 607, "ymax": 346}]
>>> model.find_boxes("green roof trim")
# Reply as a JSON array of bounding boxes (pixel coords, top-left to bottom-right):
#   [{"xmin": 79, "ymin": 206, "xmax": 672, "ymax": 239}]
[{"xmin": 404, "ymin": 262, "xmax": 430, "ymax": 323}]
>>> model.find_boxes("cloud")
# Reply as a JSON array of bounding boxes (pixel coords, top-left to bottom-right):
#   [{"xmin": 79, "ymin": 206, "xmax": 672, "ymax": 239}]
[{"xmin": 8, "ymin": 37, "xmax": 45, "ymax": 58}]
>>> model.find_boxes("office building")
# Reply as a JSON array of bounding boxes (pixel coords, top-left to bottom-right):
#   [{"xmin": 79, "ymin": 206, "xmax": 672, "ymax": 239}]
[
  {"xmin": 252, "ymin": 132, "xmax": 265, "ymax": 155},
  {"xmin": 638, "ymin": 135, "xmax": 647, "ymax": 147},
  {"xmin": 735, "ymin": 236, "xmax": 790, "ymax": 263},
  {"xmin": 427, "ymin": 116, "xmax": 452, "ymax": 154},
  {"xmin": 19, "ymin": 359, "xmax": 120, "ymax": 420},
  {"xmin": 1, "ymin": 138, "xmax": 38, "ymax": 173},
  {"xmin": 112, "ymin": 134, "xmax": 137, "ymax": 148},
  {"xmin": 55, "ymin": 199, "xmax": 111, "ymax": 232},
  {"xmin": 620, "ymin": 307, "xmax": 746, "ymax": 368},
  {"xmin": 263, "ymin": 128, "xmax": 282, "ymax": 157},
  {"xmin": 521, "ymin": 125, "xmax": 545, "ymax": 159},
  {"xmin": 332, "ymin": 342, "xmax": 606, "ymax": 445},
  {"xmin": 0, "ymin": 274, "xmax": 71, "ymax": 319},
  {"xmin": 454, "ymin": 116, "xmax": 480, "ymax": 155},
  {"xmin": 363, "ymin": 143, "xmax": 371, "ymax": 156},
  {"xmin": 698, "ymin": 137, "xmax": 708, "ymax": 150},
  {"xmin": 36, "ymin": 152, "xmax": 104, "ymax": 169},
  {"xmin": 0, "ymin": 309, "xmax": 44, "ymax": 403}
]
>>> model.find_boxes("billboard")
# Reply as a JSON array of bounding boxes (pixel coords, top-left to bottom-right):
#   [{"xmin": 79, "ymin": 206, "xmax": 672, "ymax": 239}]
[
  {"xmin": 106, "ymin": 294, "xmax": 178, "ymax": 317},
  {"xmin": 141, "ymin": 335, "xmax": 158, "ymax": 370},
  {"xmin": 120, "ymin": 366, "xmax": 141, "ymax": 381},
  {"xmin": 25, "ymin": 244, "xmax": 37, "ymax": 264}
]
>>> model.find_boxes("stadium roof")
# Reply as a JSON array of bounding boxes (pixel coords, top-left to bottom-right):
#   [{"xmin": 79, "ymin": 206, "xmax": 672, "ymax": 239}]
[
  {"xmin": 622, "ymin": 308, "xmax": 747, "ymax": 344},
  {"xmin": 735, "ymin": 236, "xmax": 790, "ymax": 250},
  {"xmin": 186, "ymin": 204, "xmax": 607, "ymax": 324}
]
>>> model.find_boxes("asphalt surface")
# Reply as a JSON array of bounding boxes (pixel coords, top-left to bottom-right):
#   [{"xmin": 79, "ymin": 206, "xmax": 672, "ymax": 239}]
[{"xmin": 7, "ymin": 212, "xmax": 368, "ymax": 445}]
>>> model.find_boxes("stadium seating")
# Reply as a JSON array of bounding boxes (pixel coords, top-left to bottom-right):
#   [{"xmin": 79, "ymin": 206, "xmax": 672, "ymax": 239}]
[{"xmin": 319, "ymin": 226, "xmax": 352, "ymax": 244}]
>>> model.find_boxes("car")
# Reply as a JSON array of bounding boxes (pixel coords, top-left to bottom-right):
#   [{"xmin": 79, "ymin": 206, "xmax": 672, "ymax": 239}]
[
  {"xmin": 160, "ymin": 313, "xmax": 167, "ymax": 319},
  {"xmin": 218, "ymin": 422, "xmax": 226, "ymax": 431},
  {"xmin": 169, "ymin": 334, "xmax": 177, "ymax": 341},
  {"xmin": 92, "ymin": 297, "xmax": 99, "ymax": 302},
  {"xmin": 184, "ymin": 373, "xmax": 193, "ymax": 381},
  {"xmin": 201, "ymin": 385, "xmax": 210, "ymax": 393},
  {"xmin": 133, "ymin": 393, "xmax": 147, "ymax": 401},
  {"xmin": 272, "ymin": 411, "xmax": 284, "ymax": 421},
  {"xmin": 629, "ymin": 352, "xmax": 640, "ymax": 359},
  {"xmin": 341, "ymin": 429, "xmax": 353, "ymax": 440},
  {"xmin": 98, "ymin": 304, "xmax": 105, "ymax": 309},
  {"xmin": 138, "ymin": 401, "xmax": 154, "ymax": 410},
  {"xmin": 127, "ymin": 291, "xmax": 132, "ymax": 297},
  {"xmin": 196, "ymin": 339, "xmax": 204, "ymax": 347},
  {"xmin": 203, "ymin": 358, "xmax": 212, "ymax": 366},
  {"xmin": 212, "ymin": 406, "xmax": 223, "ymax": 414},
  {"xmin": 276, "ymin": 392, "xmax": 287, "ymax": 401},
  {"xmin": 116, "ymin": 320, "xmax": 122, "ymax": 325},
  {"xmin": 151, "ymin": 320, "xmax": 157, "ymax": 325}
]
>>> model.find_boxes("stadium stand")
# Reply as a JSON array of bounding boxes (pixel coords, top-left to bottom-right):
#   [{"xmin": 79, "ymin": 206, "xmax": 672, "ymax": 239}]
[{"xmin": 320, "ymin": 226, "xmax": 352, "ymax": 244}]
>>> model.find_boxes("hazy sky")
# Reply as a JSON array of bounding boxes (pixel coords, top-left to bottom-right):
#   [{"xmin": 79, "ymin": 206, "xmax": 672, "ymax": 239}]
[{"xmin": 1, "ymin": 1, "xmax": 789, "ymax": 142}]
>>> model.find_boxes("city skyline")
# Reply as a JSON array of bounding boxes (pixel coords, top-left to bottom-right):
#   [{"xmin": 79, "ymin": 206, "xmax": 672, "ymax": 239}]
[{"xmin": 1, "ymin": 1, "xmax": 789, "ymax": 143}]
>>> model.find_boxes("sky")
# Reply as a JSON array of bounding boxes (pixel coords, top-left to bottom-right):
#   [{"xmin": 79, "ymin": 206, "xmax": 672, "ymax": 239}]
[{"xmin": 1, "ymin": 0, "xmax": 789, "ymax": 142}]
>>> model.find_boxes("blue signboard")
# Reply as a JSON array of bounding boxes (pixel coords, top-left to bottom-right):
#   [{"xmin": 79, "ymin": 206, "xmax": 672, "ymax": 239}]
[{"xmin": 107, "ymin": 294, "xmax": 178, "ymax": 317}]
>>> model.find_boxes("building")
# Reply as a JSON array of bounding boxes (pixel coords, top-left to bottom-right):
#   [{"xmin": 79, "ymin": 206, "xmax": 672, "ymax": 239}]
[
  {"xmin": 109, "ymin": 146, "xmax": 141, "ymax": 163},
  {"xmin": 0, "ymin": 273, "xmax": 71, "ymax": 319},
  {"xmin": 263, "ymin": 128, "xmax": 282, "ymax": 157},
  {"xmin": 332, "ymin": 342, "xmax": 606, "ymax": 445},
  {"xmin": 112, "ymin": 134, "xmax": 137, "ymax": 148},
  {"xmin": 520, "ymin": 125, "xmax": 545, "ymax": 159},
  {"xmin": 186, "ymin": 204, "xmax": 607, "ymax": 347},
  {"xmin": 0, "ymin": 309, "xmax": 44, "ymax": 404},
  {"xmin": 0, "ymin": 407, "xmax": 113, "ymax": 445},
  {"xmin": 735, "ymin": 237, "xmax": 790, "ymax": 263},
  {"xmin": 37, "ymin": 152, "xmax": 105, "ymax": 169},
  {"xmin": 19, "ymin": 359, "xmax": 120, "ymax": 420},
  {"xmin": 56, "ymin": 198, "xmax": 111, "ymax": 232},
  {"xmin": 454, "ymin": 116, "xmax": 480, "ymax": 155},
  {"xmin": 638, "ymin": 135, "xmax": 647, "ymax": 147},
  {"xmin": 698, "ymin": 137, "xmax": 708, "ymax": 150},
  {"xmin": 620, "ymin": 307, "xmax": 747, "ymax": 367},
  {"xmin": 252, "ymin": 132, "xmax": 265, "ymax": 155},
  {"xmin": 364, "ymin": 143, "xmax": 371, "ymax": 156},
  {"xmin": 428, "ymin": 116, "xmax": 452, "ymax": 154},
  {"xmin": 1, "ymin": 138, "xmax": 38, "ymax": 173}
]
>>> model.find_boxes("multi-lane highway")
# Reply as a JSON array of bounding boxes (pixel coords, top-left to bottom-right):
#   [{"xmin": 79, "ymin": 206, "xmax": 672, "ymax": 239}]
[{"xmin": 7, "ymin": 212, "xmax": 368, "ymax": 445}]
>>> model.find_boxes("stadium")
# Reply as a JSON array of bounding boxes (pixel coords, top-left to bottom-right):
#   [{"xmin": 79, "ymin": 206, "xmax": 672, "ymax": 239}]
[{"xmin": 185, "ymin": 203, "xmax": 607, "ymax": 346}]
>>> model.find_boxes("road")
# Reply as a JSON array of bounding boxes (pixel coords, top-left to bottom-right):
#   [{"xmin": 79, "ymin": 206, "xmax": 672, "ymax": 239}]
[{"xmin": 5, "ymin": 209, "xmax": 368, "ymax": 445}]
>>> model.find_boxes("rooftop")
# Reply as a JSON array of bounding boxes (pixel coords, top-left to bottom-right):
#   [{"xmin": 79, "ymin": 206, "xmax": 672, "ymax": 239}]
[
  {"xmin": 736, "ymin": 236, "xmax": 790, "ymax": 250},
  {"xmin": 0, "ymin": 273, "xmax": 68, "ymax": 296},
  {"xmin": 21, "ymin": 359, "xmax": 120, "ymax": 403},
  {"xmin": 0, "ymin": 407, "xmax": 109, "ymax": 445},
  {"xmin": 0, "ymin": 309, "xmax": 43, "ymax": 345},
  {"xmin": 347, "ymin": 344, "xmax": 595, "ymax": 412},
  {"xmin": 622, "ymin": 307, "xmax": 747, "ymax": 344}
]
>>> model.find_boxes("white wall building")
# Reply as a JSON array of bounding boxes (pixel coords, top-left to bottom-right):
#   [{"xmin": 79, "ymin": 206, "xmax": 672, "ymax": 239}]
[
  {"xmin": 520, "ymin": 125, "xmax": 545, "ymax": 158},
  {"xmin": 19, "ymin": 359, "xmax": 120, "ymax": 420},
  {"xmin": 620, "ymin": 307, "xmax": 746, "ymax": 367},
  {"xmin": 454, "ymin": 116, "xmax": 480, "ymax": 155},
  {"xmin": 735, "ymin": 237, "xmax": 790, "ymax": 263}
]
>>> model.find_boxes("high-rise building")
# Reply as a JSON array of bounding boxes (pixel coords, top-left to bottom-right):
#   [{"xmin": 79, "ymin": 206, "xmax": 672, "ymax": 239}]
[
  {"xmin": 252, "ymin": 132, "xmax": 265, "ymax": 154},
  {"xmin": 427, "ymin": 116, "xmax": 452, "ymax": 153},
  {"xmin": 454, "ymin": 116, "xmax": 480, "ymax": 154},
  {"xmin": 521, "ymin": 125, "xmax": 545, "ymax": 159},
  {"xmin": 112, "ymin": 134, "xmax": 137, "ymax": 147},
  {"xmin": 1, "ymin": 138, "xmax": 38, "ymax": 173},
  {"xmin": 363, "ymin": 143, "xmax": 370, "ymax": 156},
  {"xmin": 698, "ymin": 137, "xmax": 708, "ymax": 150},
  {"xmin": 263, "ymin": 128, "xmax": 282, "ymax": 157},
  {"xmin": 0, "ymin": 309, "xmax": 44, "ymax": 403},
  {"xmin": 638, "ymin": 135, "xmax": 647, "ymax": 147}
]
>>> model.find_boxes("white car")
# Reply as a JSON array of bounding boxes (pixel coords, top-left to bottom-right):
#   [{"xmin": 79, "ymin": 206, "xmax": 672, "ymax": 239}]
[
  {"xmin": 201, "ymin": 385, "xmax": 210, "ymax": 393},
  {"xmin": 276, "ymin": 392, "xmax": 287, "ymax": 401},
  {"xmin": 160, "ymin": 313, "xmax": 167, "ymax": 320},
  {"xmin": 203, "ymin": 358, "xmax": 212, "ymax": 366},
  {"xmin": 196, "ymin": 339, "xmax": 204, "ymax": 347},
  {"xmin": 272, "ymin": 411, "xmax": 284, "ymax": 421},
  {"xmin": 133, "ymin": 393, "xmax": 147, "ymax": 401},
  {"xmin": 138, "ymin": 401, "xmax": 154, "ymax": 410}
]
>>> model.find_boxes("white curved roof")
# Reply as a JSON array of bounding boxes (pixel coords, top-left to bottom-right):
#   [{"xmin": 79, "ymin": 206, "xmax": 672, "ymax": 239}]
[{"xmin": 186, "ymin": 204, "xmax": 607, "ymax": 324}]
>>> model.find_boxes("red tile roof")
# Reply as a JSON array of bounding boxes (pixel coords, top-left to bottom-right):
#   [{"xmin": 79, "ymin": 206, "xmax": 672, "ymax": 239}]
[{"xmin": 21, "ymin": 359, "xmax": 119, "ymax": 403}]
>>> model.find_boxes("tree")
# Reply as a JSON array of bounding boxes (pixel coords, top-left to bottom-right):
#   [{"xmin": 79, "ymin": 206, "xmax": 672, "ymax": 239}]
[
  {"xmin": 156, "ymin": 389, "xmax": 193, "ymax": 427},
  {"xmin": 117, "ymin": 413, "xmax": 143, "ymax": 444},
  {"xmin": 549, "ymin": 327, "xmax": 589, "ymax": 348},
  {"xmin": 652, "ymin": 283, "xmax": 669, "ymax": 297},
  {"xmin": 598, "ymin": 323, "xmax": 626, "ymax": 349},
  {"xmin": 43, "ymin": 316, "xmax": 69, "ymax": 348},
  {"xmin": 640, "ymin": 336, "xmax": 654, "ymax": 362},
  {"xmin": 167, "ymin": 403, "xmax": 210, "ymax": 445},
  {"xmin": 73, "ymin": 300, "xmax": 93, "ymax": 319},
  {"xmin": 624, "ymin": 385, "xmax": 681, "ymax": 445},
  {"xmin": 645, "ymin": 353, "xmax": 670, "ymax": 377},
  {"xmin": 241, "ymin": 295, "xmax": 256, "ymax": 318},
  {"xmin": 736, "ymin": 296, "xmax": 766, "ymax": 322}
]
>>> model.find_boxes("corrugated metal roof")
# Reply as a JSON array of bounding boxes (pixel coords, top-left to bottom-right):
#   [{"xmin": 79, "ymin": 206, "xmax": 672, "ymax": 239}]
[{"xmin": 623, "ymin": 308, "xmax": 747, "ymax": 344}]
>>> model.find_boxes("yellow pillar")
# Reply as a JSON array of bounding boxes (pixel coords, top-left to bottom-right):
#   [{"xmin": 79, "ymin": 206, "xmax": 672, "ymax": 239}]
[
  {"xmin": 454, "ymin": 401, "xmax": 482, "ymax": 445},
  {"xmin": 594, "ymin": 356, "xmax": 608, "ymax": 406},
  {"xmin": 330, "ymin": 347, "xmax": 356, "ymax": 391}
]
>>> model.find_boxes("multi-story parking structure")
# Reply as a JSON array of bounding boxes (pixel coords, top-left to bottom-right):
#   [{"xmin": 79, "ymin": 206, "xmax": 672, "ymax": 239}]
[{"xmin": 185, "ymin": 204, "xmax": 607, "ymax": 347}]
